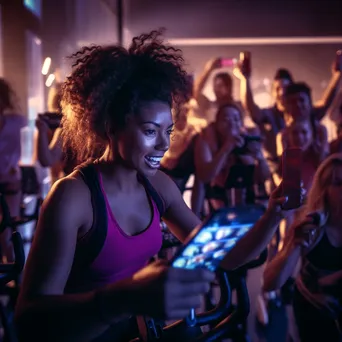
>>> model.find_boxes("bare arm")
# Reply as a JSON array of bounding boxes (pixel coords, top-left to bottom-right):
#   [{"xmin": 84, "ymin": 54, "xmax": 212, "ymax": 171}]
[
  {"xmin": 314, "ymin": 124, "xmax": 329, "ymax": 162},
  {"xmin": 194, "ymin": 134, "xmax": 232, "ymax": 184},
  {"xmin": 313, "ymin": 70, "xmax": 341, "ymax": 121},
  {"xmin": 263, "ymin": 243, "xmax": 301, "ymax": 291},
  {"xmin": 193, "ymin": 58, "xmax": 220, "ymax": 104},
  {"xmin": 263, "ymin": 214, "xmax": 319, "ymax": 291},
  {"xmin": 153, "ymin": 171, "xmax": 201, "ymax": 242},
  {"xmin": 36, "ymin": 127, "xmax": 63, "ymax": 167},
  {"xmin": 222, "ymin": 209, "xmax": 282, "ymax": 270},
  {"xmin": 15, "ymin": 178, "xmax": 139, "ymax": 342},
  {"xmin": 191, "ymin": 176, "xmax": 206, "ymax": 218},
  {"xmin": 327, "ymin": 88, "xmax": 342, "ymax": 123},
  {"xmin": 239, "ymin": 75, "xmax": 265, "ymax": 125},
  {"xmin": 254, "ymin": 155, "xmax": 272, "ymax": 183},
  {"xmin": 156, "ymin": 172, "xmax": 287, "ymax": 272}
]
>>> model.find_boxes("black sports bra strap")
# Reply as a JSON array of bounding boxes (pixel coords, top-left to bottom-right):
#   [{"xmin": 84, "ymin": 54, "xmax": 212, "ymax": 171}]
[
  {"xmin": 138, "ymin": 174, "xmax": 166, "ymax": 218},
  {"xmin": 72, "ymin": 163, "xmax": 108, "ymax": 268}
]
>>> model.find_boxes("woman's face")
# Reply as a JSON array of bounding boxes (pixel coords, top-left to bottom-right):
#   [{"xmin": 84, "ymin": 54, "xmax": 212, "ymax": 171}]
[
  {"xmin": 115, "ymin": 101, "xmax": 173, "ymax": 176},
  {"xmin": 289, "ymin": 121, "xmax": 312, "ymax": 151},
  {"xmin": 326, "ymin": 165, "xmax": 342, "ymax": 216},
  {"xmin": 215, "ymin": 106, "xmax": 242, "ymax": 139}
]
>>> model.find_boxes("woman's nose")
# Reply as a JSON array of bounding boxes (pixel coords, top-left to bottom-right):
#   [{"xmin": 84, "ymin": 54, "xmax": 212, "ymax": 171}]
[{"xmin": 156, "ymin": 133, "xmax": 170, "ymax": 151}]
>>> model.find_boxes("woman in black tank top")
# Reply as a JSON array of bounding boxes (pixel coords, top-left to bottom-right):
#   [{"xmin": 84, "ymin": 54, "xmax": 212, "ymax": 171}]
[{"xmin": 263, "ymin": 153, "xmax": 342, "ymax": 342}]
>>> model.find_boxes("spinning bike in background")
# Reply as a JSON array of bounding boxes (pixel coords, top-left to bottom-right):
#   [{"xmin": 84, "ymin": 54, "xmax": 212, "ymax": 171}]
[{"xmin": 0, "ymin": 194, "xmax": 27, "ymax": 342}]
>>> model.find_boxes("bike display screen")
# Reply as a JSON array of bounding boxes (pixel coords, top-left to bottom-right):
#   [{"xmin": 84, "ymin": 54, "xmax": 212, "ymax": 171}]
[{"xmin": 171, "ymin": 206, "xmax": 265, "ymax": 272}]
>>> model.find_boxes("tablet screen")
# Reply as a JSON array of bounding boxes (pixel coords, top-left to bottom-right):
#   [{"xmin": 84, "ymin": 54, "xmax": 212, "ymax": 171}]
[{"xmin": 171, "ymin": 206, "xmax": 264, "ymax": 271}]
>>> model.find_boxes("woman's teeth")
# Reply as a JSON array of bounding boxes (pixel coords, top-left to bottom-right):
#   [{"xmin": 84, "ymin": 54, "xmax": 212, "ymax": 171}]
[{"xmin": 145, "ymin": 156, "xmax": 162, "ymax": 168}]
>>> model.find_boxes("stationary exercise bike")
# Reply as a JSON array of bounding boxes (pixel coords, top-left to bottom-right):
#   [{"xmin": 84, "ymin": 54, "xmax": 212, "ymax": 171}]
[
  {"xmin": 131, "ymin": 229, "xmax": 267, "ymax": 342},
  {"xmin": 0, "ymin": 194, "xmax": 27, "ymax": 342}
]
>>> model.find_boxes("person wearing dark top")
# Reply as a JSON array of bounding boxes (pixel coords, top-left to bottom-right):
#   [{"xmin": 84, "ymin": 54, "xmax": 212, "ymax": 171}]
[
  {"xmin": 36, "ymin": 83, "xmax": 78, "ymax": 182},
  {"xmin": 263, "ymin": 153, "xmax": 342, "ymax": 342},
  {"xmin": 193, "ymin": 103, "xmax": 271, "ymax": 211},
  {"xmin": 193, "ymin": 58, "xmax": 244, "ymax": 124},
  {"xmin": 236, "ymin": 56, "xmax": 341, "ymax": 177}
]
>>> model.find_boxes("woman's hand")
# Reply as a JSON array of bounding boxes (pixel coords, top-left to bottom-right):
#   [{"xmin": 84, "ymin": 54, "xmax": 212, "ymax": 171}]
[
  {"xmin": 205, "ymin": 58, "xmax": 222, "ymax": 73},
  {"xmin": 267, "ymin": 183, "xmax": 306, "ymax": 219},
  {"xmin": 222, "ymin": 134, "xmax": 244, "ymax": 152},
  {"xmin": 36, "ymin": 116, "xmax": 50, "ymax": 133},
  {"xmin": 287, "ymin": 215, "xmax": 318, "ymax": 249},
  {"xmin": 130, "ymin": 260, "xmax": 215, "ymax": 320},
  {"xmin": 266, "ymin": 184, "xmax": 288, "ymax": 217}
]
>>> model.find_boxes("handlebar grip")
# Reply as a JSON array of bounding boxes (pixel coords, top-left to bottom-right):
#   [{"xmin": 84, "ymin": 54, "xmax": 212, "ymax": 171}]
[
  {"xmin": 0, "ymin": 194, "xmax": 12, "ymax": 233},
  {"xmin": 12, "ymin": 231, "xmax": 26, "ymax": 273},
  {"xmin": 233, "ymin": 249, "xmax": 268, "ymax": 273},
  {"xmin": 244, "ymin": 249, "xmax": 268, "ymax": 269}
]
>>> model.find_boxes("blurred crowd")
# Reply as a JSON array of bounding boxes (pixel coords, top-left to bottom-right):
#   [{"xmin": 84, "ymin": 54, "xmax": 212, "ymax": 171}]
[{"xmin": 0, "ymin": 46, "xmax": 341, "ymax": 342}]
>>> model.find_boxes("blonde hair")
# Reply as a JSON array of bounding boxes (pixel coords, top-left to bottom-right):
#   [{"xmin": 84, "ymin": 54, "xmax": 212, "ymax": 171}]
[{"xmin": 302, "ymin": 153, "xmax": 342, "ymax": 227}]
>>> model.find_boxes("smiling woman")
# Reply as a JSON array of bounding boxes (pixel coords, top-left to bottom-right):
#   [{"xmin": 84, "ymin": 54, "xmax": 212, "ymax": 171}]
[{"xmin": 15, "ymin": 29, "xmax": 217, "ymax": 342}]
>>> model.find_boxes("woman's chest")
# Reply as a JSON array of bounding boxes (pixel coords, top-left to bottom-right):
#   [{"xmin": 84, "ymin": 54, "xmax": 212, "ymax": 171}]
[{"xmin": 106, "ymin": 192, "xmax": 155, "ymax": 236}]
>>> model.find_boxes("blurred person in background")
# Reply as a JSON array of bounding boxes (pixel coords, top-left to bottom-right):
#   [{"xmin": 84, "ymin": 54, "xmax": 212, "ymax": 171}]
[
  {"xmin": 236, "ymin": 55, "xmax": 341, "ymax": 179},
  {"xmin": 160, "ymin": 103, "xmax": 202, "ymax": 190},
  {"xmin": 35, "ymin": 83, "xmax": 64, "ymax": 183},
  {"xmin": 328, "ymin": 86, "xmax": 342, "ymax": 123},
  {"xmin": 284, "ymin": 119, "xmax": 328, "ymax": 191},
  {"xmin": 160, "ymin": 102, "xmax": 206, "ymax": 217},
  {"xmin": 257, "ymin": 83, "xmax": 330, "ymax": 326},
  {"xmin": 193, "ymin": 103, "xmax": 271, "ymax": 212},
  {"xmin": 193, "ymin": 58, "xmax": 243, "ymax": 124},
  {"xmin": 330, "ymin": 104, "xmax": 342, "ymax": 154},
  {"xmin": 0, "ymin": 78, "xmax": 27, "ymax": 262},
  {"xmin": 329, "ymin": 89, "xmax": 342, "ymax": 153},
  {"xmin": 35, "ymin": 83, "xmax": 78, "ymax": 183},
  {"xmin": 263, "ymin": 153, "xmax": 342, "ymax": 342},
  {"xmin": 277, "ymin": 82, "xmax": 329, "ymax": 189}
]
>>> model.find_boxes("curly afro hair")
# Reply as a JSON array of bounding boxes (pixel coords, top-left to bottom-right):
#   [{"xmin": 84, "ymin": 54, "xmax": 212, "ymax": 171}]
[{"xmin": 61, "ymin": 29, "xmax": 190, "ymax": 163}]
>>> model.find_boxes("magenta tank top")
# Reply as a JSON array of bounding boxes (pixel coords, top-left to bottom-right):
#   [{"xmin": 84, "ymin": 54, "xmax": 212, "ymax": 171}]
[{"xmin": 80, "ymin": 172, "xmax": 163, "ymax": 289}]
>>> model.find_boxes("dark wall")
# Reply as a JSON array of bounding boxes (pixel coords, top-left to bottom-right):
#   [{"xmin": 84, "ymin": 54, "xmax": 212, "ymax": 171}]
[
  {"xmin": 126, "ymin": 0, "xmax": 342, "ymax": 38},
  {"xmin": 41, "ymin": 0, "xmax": 74, "ymax": 67},
  {"xmin": 125, "ymin": 0, "xmax": 342, "ymax": 103},
  {"xmin": 1, "ymin": 0, "xmax": 41, "ymax": 114}
]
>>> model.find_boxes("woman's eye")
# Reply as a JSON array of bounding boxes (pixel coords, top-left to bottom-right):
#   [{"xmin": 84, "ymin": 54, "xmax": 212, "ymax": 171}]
[
  {"xmin": 167, "ymin": 129, "xmax": 174, "ymax": 136},
  {"xmin": 144, "ymin": 129, "xmax": 156, "ymax": 136}
]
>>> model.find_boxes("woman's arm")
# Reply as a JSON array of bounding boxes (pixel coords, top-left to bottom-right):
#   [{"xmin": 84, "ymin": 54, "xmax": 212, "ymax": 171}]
[
  {"xmin": 313, "ymin": 68, "xmax": 341, "ymax": 121},
  {"xmin": 263, "ymin": 243, "xmax": 301, "ymax": 292},
  {"xmin": 194, "ymin": 134, "xmax": 233, "ymax": 184},
  {"xmin": 155, "ymin": 172, "xmax": 289, "ymax": 271},
  {"xmin": 263, "ymin": 215, "xmax": 317, "ymax": 291},
  {"xmin": 190, "ymin": 176, "xmax": 206, "ymax": 218},
  {"xmin": 313, "ymin": 124, "xmax": 329, "ymax": 162},
  {"xmin": 193, "ymin": 58, "xmax": 220, "ymax": 107},
  {"xmin": 238, "ymin": 75, "xmax": 266, "ymax": 125},
  {"xmin": 221, "ymin": 186, "xmax": 286, "ymax": 270},
  {"xmin": 153, "ymin": 171, "xmax": 201, "ymax": 242},
  {"xmin": 15, "ymin": 178, "xmax": 138, "ymax": 342},
  {"xmin": 255, "ymin": 154, "xmax": 272, "ymax": 183}
]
